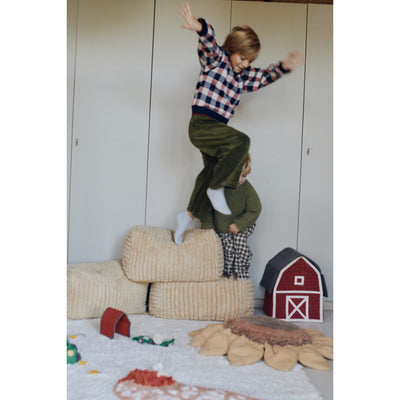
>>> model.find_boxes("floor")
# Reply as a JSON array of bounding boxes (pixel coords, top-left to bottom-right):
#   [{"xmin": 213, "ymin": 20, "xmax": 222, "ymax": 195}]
[{"xmin": 254, "ymin": 308, "xmax": 333, "ymax": 400}]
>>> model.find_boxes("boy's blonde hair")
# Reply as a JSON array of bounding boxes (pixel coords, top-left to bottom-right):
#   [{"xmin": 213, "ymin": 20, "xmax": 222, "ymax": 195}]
[
  {"xmin": 242, "ymin": 154, "xmax": 252, "ymax": 176},
  {"xmin": 222, "ymin": 25, "xmax": 260, "ymax": 62}
]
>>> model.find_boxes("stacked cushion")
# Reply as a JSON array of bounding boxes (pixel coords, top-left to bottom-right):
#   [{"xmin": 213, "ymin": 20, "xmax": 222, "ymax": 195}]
[
  {"xmin": 67, "ymin": 260, "xmax": 148, "ymax": 319},
  {"xmin": 122, "ymin": 226, "xmax": 224, "ymax": 282},
  {"xmin": 149, "ymin": 278, "xmax": 254, "ymax": 320},
  {"xmin": 67, "ymin": 226, "xmax": 254, "ymax": 321}
]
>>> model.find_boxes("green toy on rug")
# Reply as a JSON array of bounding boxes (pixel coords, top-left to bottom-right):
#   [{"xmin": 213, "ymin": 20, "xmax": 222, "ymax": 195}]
[{"xmin": 67, "ymin": 337, "xmax": 81, "ymax": 364}]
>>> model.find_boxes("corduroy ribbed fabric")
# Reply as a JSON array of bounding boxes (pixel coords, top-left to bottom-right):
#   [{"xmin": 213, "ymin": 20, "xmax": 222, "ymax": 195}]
[
  {"xmin": 148, "ymin": 278, "xmax": 254, "ymax": 321},
  {"xmin": 122, "ymin": 226, "xmax": 224, "ymax": 283},
  {"xmin": 67, "ymin": 260, "xmax": 148, "ymax": 319}
]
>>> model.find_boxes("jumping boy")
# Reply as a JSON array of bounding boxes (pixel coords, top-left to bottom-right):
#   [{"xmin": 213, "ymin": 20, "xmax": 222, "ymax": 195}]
[{"xmin": 174, "ymin": 2, "xmax": 303, "ymax": 244}]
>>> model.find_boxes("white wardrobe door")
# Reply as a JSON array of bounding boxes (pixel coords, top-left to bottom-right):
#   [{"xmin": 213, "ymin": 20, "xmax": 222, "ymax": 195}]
[
  {"xmin": 67, "ymin": 0, "xmax": 78, "ymax": 221},
  {"xmin": 298, "ymin": 4, "xmax": 333, "ymax": 301},
  {"xmin": 145, "ymin": 0, "xmax": 231, "ymax": 229},
  {"xmin": 68, "ymin": 0, "xmax": 154, "ymax": 263},
  {"xmin": 231, "ymin": 1, "xmax": 307, "ymax": 299}
]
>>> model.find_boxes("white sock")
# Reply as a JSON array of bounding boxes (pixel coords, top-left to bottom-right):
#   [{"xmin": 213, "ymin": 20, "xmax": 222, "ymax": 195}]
[
  {"xmin": 174, "ymin": 211, "xmax": 192, "ymax": 244},
  {"xmin": 206, "ymin": 187, "xmax": 231, "ymax": 215}
]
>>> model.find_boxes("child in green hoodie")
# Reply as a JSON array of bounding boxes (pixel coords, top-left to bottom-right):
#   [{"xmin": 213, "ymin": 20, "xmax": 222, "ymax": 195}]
[{"xmin": 202, "ymin": 154, "xmax": 261, "ymax": 279}]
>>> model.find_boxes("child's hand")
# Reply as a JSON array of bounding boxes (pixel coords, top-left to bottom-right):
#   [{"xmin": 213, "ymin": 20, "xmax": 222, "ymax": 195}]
[
  {"xmin": 179, "ymin": 2, "xmax": 202, "ymax": 32},
  {"xmin": 282, "ymin": 51, "xmax": 305, "ymax": 71},
  {"xmin": 228, "ymin": 223, "xmax": 240, "ymax": 235}
]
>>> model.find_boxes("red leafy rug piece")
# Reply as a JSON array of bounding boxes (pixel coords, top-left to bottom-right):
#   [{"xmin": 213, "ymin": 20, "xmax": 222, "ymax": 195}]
[
  {"xmin": 114, "ymin": 369, "xmax": 260, "ymax": 400},
  {"xmin": 117, "ymin": 369, "xmax": 175, "ymax": 387}
]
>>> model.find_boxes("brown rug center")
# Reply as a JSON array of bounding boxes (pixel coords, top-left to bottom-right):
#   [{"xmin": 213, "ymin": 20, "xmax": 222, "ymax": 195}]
[{"xmin": 224, "ymin": 316, "xmax": 312, "ymax": 346}]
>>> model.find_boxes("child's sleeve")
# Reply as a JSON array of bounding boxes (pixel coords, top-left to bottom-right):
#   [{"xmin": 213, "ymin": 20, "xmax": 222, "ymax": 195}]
[
  {"xmin": 241, "ymin": 62, "xmax": 291, "ymax": 92},
  {"xmin": 233, "ymin": 185, "xmax": 262, "ymax": 233},
  {"xmin": 196, "ymin": 18, "xmax": 224, "ymax": 72}
]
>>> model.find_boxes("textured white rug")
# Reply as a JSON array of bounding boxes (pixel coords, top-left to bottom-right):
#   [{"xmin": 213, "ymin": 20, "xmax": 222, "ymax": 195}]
[{"xmin": 67, "ymin": 314, "xmax": 323, "ymax": 400}]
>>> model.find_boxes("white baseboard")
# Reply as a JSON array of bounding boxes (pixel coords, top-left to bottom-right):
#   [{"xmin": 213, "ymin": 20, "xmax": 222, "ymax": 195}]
[{"xmin": 254, "ymin": 299, "xmax": 333, "ymax": 311}]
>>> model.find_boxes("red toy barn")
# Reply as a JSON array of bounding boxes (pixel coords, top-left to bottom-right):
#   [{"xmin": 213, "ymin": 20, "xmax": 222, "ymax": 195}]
[
  {"xmin": 260, "ymin": 248, "xmax": 328, "ymax": 322},
  {"xmin": 100, "ymin": 307, "xmax": 131, "ymax": 339}
]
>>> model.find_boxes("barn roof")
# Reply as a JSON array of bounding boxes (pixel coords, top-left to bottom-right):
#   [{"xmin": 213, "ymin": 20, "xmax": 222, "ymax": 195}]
[{"xmin": 260, "ymin": 247, "xmax": 328, "ymax": 297}]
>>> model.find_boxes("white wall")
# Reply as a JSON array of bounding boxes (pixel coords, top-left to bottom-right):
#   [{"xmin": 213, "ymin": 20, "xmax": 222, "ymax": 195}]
[
  {"xmin": 231, "ymin": 1, "xmax": 307, "ymax": 299},
  {"xmin": 67, "ymin": 0, "xmax": 78, "ymax": 221},
  {"xmin": 67, "ymin": 0, "xmax": 154, "ymax": 262},
  {"xmin": 146, "ymin": 0, "xmax": 231, "ymax": 229},
  {"xmin": 298, "ymin": 4, "xmax": 333, "ymax": 301},
  {"xmin": 67, "ymin": 0, "xmax": 333, "ymax": 301}
]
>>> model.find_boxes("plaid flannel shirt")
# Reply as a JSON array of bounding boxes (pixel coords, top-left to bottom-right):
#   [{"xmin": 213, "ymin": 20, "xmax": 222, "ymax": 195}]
[{"xmin": 192, "ymin": 18, "xmax": 291, "ymax": 124}]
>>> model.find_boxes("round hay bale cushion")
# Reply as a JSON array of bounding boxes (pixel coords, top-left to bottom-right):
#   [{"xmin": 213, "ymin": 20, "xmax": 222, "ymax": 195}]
[
  {"xmin": 122, "ymin": 226, "xmax": 223, "ymax": 282},
  {"xmin": 67, "ymin": 260, "xmax": 148, "ymax": 319},
  {"xmin": 148, "ymin": 278, "xmax": 254, "ymax": 321}
]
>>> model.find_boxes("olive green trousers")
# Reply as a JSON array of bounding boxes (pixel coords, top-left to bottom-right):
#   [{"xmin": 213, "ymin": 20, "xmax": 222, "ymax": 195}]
[{"xmin": 187, "ymin": 114, "xmax": 250, "ymax": 219}]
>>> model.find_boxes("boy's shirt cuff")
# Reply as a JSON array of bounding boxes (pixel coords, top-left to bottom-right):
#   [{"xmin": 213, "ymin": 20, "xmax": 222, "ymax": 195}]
[
  {"xmin": 279, "ymin": 61, "xmax": 291, "ymax": 73},
  {"xmin": 197, "ymin": 18, "xmax": 208, "ymax": 36}
]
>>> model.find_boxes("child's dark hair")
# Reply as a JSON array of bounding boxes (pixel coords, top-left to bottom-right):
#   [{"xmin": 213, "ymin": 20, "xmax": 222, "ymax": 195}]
[{"xmin": 222, "ymin": 25, "xmax": 260, "ymax": 62}]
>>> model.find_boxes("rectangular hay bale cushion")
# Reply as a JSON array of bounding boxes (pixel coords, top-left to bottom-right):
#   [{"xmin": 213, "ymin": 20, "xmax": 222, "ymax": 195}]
[
  {"xmin": 67, "ymin": 260, "xmax": 148, "ymax": 319},
  {"xmin": 148, "ymin": 278, "xmax": 254, "ymax": 321},
  {"xmin": 122, "ymin": 225, "xmax": 224, "ymax": 282}
]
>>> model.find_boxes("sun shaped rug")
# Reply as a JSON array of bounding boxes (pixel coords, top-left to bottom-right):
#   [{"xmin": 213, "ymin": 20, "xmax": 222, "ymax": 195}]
[{"xmin": 189, "ymin": 316, "xmax": 333, "ymax": 371}]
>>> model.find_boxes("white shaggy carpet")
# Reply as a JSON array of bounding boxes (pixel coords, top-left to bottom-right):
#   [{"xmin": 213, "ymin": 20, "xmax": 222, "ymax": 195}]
[{"xmin": 67, "ymin": 314, "xmax": 323, "ymax": 400}]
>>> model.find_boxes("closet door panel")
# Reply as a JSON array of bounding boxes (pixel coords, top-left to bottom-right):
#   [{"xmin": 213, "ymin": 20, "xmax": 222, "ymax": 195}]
[
  {"xmin": 67, "ymin": 0, "xmax": 78, "ymax": 219},
  {"xmin": 298, "ymin": 4, "xmax": 333, "ymax": 301},
  {"xmin": 145, "ymin": 0, "xmax": 231, "ymax": 229},
  {"xmin": 68, "ymin": 0, "xmax": 154, "ymax": 263},
  {"xmin": 231, "ymin": 1, "xmax": 307, "ymax": 299}
]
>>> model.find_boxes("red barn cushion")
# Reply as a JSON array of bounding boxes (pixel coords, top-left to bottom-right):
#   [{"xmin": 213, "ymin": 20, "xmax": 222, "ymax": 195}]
[{"xmin": 260, "ymin": 248, "xmax": 328, "ymax": 322}]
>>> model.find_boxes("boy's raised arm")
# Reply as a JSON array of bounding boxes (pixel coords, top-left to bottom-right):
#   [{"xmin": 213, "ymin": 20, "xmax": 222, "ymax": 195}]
[
  {"xmin": 179, "ymin": 2, "xmax": 202, "ymax": 32},
  {"xmin": 281, "ymin": 50, "xmax": 305, "ymax": 71}
]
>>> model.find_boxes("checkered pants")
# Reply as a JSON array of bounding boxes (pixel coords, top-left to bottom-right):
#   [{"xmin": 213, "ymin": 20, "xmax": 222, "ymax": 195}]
[{"xmin": 218, "ymin": 224, "xmax": 256, "ymax": 279}]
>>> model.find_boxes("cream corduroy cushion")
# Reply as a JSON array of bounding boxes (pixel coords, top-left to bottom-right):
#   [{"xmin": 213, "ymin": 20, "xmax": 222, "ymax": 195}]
[
  {"xmin": 122, "ymin": 226, "xmax": 223, "ymax": 282},
  {"xmin": 149, "ymin": 278, "xmax": 254, "ymax": 321},
  {"xmin": 67, "ymin": 260, "xmax": 148, "ymax": 319}
]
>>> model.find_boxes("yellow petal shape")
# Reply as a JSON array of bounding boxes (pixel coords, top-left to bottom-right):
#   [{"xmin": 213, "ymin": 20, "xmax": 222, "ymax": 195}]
[
  {"xmin": 199, "ymin": 331, "xmax": 230, "ymax": 356},
  {"xmin": 227, "ymin": 336, "xmax": 264, "ymax": 366},
  {"xmin": 304, "ymin": 329, "xmax": 324, "ymax": 337},
  {"xmin": 312, "ymin": 336, "xmax": 333, "ymax": 347},
  {"xmin": 189, "ymin": 323, "xmax": 224, "ymax": 347},
  {"xmin": 297, "ymin": 346, "xmax": 330, "ymax": 370},
  {"xmin": 188, "ymin": 327, "xmax": 205, "ymax": 337},
  {"xmin": 263, "ymin": 344, "xmax": 298, "ymax": 372}
]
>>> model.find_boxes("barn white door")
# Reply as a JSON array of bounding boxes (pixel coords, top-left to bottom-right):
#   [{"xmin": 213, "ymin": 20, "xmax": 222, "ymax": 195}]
[{"xmin": 286, "ymin": 295, "xmax": 309, "ymax": 320}]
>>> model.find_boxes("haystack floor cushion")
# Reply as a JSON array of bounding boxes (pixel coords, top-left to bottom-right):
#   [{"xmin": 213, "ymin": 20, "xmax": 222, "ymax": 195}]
[
  {"xmin": 122, "ymin": 226, "xmax": 223, "ymax": 282},
  {"xmin": 148, "ymin": 278, "xmax": 254, "ymax": 321},
  {"xmin": 67, "ymin": 260, "xmax": 148, "ymax": 319}
]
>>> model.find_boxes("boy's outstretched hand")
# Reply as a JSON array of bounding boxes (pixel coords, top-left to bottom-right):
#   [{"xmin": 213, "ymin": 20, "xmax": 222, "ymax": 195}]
[
  {"xmin": 179, "ymin": 2, "xmax": 202, "ymax": 32},
  {"xmin": 282, "ymin": 50, "xmax": 305, "ymax": 71}
]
